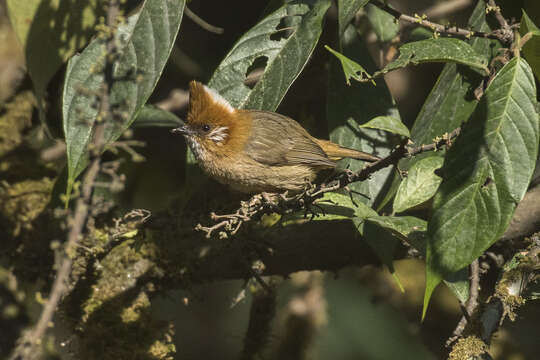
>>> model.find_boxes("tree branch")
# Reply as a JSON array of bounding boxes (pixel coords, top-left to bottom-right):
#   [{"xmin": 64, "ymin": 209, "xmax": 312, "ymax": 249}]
[
  {"xmin": 196, "ymin": 127, "xmax": 461, "ymax": 238},
  {"xmin": 371, "ymin": 0, "xmax": 510, "ymax": 43},
  {"xmin": 10, "ymin": 2, "xmax": 121, "ymax": 358}
]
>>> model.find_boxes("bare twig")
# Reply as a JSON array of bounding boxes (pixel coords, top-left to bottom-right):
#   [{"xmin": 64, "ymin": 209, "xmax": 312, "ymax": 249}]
[
  {"xmin": 371, "ymin": 0, "xmax": 509, "ymax": 43},
  {"xmin": 196, "ymin": 127, "xmax": 461, "ymax": 238},
  {"xmin": 185, "ymin": 7, "xmax": 224, "ymax": 34},
  {"xmin": 487, "ymin": 0, "xmax": 509, "ymax": 30},
  {"xmin": 446, "ymin": 260, "xmax": 480, "ymax": 346}
]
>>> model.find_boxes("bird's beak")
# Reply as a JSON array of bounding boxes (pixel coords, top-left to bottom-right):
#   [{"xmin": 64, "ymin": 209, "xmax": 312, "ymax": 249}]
[{"xmin": 171, "ymin": 123, "xmax": 192, "ymax": 136}]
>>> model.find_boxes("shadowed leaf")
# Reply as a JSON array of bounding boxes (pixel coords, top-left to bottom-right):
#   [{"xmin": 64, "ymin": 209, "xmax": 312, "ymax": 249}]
[{"xmin": 63, "ymin": 0, "xmax": 185, "ymax": 194}]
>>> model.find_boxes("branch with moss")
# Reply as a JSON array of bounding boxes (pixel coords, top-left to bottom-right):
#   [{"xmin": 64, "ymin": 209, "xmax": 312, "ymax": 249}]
[
  {"xmin": 447, "ymin": 233, "xmax": 540, "ymax": 358},
  {"xmin": 10, "ymin": 2, "xmax": 122, "ymax": 359}
]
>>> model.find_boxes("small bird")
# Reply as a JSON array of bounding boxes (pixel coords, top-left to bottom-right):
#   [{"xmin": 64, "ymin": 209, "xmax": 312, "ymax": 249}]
[{"xmin": 172, "ymin": 81, "xmax": 380, "ymax": 194}]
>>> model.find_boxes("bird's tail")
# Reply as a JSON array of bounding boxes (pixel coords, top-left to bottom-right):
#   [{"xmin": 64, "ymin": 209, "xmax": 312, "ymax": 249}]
[{"xmin": 314, "ymin": 139, "xmax": 380, "ymax": 162}]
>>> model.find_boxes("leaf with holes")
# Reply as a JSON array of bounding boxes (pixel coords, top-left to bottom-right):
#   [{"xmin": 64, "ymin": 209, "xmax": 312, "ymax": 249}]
[
  {"xmin": 337, "ymin": 0, "xmax": 369, "ymax": 36},
  {"xmin": 380, "ymin": 38, "xmax": 489, "ymax": 76},
  {"xmin": 208, "ymin": 0, "xmax": 331, "ymax": 111},
  {"xmin": 63, "ymin": 0, "xmax": 185, "ymax": 193},
  {"xmin": 325, "ymin": 45, "xmax": 373, "ymax": 85},
  {"xmin": 360, "ymin": 116, "xmax": 410, "ymax": 138},
  {"xmin": 425, "ymin": 58, "xmax": 539, "ymax": 316},
  {"xmin": 393, "ymin": 156, "xmax": 444, "ymax": 213},
  {"xmin": 520, "ymin": 10, "xmax": 540, "ymax": 81}
]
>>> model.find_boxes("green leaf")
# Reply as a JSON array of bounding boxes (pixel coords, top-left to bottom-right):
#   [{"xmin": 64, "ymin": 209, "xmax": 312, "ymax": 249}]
[
  {"xmin": 6, "ymin": 0, "xmax": 104, "ymax": 130},
  {"xmin": 327, "ymin": 25, "xmax": 399, "ymax": 209},
  {"xmin": 365, "ymin": 3, "xmax": 399, "ymax": 42},
  {"xmin": 427, "ymin": 57, "xmax": 539, "ymax": 279},
  {"xmin": 416, "ymin": 0, "xmax": 497, "ymax": 317},
  {"xmin": 305, "ymin": 192, "xmax": 378, "ymax": 221},
  {"xmin": 422, "ymin": 268, "xmax": 442, "ymax": 320},
  {"xmin": 443, "ymin": 269, "xmax": 470, "ymax": 305},
  {"xmin": 366, "ymin": 215, "xmax": 469, "ymax": 304},
  {"xmin": 132, "ymin": 105, "xmax": 183, "ymax": 128},
  {"xmin": 393, "ymin": 156, "xmax": 444, "ymax": 213},
  {"xmin": 380, "ymin": 38, "xmax": 489, "ymax": 76},
  {"xmin": 325, "ymin": 45, "xmax": 374, "ymax": 85},
  {"xmin": 520, "ymin": 10, "xmax": 540, "ymax": 81},
  {"xmin": 365, "ymin": 215, "xmax": 427, "ymax": 252},
  {"xmin": 360, "ymin": 116, "xmax": 411, "ymax": 138},
  {"xmin": 411, "ymin": 0, "xmax": 498, "ymax": 148},
  {"xmin": 63, "ymin": 0, "xmax": 185, "ymax": 192},
  {"xmin": 208, "ymin": 0, "xmax": 331, "ymax": 111},
  {"xmin": 337, "ymin": 0, "xmax": 369, "ymax": 36}
]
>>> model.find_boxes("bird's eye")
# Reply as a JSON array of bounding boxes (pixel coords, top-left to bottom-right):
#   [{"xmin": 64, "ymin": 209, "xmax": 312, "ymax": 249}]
[{"xmin": 202, "ymin": 124, "xmax": 211, "ymax": 132}]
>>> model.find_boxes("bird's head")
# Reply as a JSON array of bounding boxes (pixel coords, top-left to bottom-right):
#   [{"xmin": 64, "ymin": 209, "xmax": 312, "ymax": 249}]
[{"xmin": 172, "ymin": 81, "xmax": 250, "ymax": 160}]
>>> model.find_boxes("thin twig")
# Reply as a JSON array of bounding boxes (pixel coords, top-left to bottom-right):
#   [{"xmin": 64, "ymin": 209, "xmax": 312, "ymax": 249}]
[
  {"xmin": 196, "ymin": 128, "xmax": 461, "ymax": 238},
  {"xmin": 487, "ymin": 0, "xmax": 509, "ymax": 30},
  {"xmin": 185, "ymin": 7, "xmax": 224, "ymax": 34},
  {"xmin": 371, "ymin": 0, "xmax": 507, "ymax": 43},
  {"xmin": 446, "ymin": 260, "xmax": 480, "ymax": 346}
]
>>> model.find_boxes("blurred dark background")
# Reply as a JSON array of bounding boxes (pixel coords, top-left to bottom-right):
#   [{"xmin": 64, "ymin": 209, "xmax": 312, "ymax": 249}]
[{"xmin": 1, "ymin": 0, "xmax": 538, "ymax": 359}]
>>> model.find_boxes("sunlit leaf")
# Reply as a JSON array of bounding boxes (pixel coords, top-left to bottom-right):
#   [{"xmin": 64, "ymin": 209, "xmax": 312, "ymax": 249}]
[
  {"xmin": 420, "ymin": 0, "xmax": 499, "ymax": 317},
  {"xmin": 427, "ymin": 57, "xmax": 539, "ymax": 279},
  {"xmin": 325, "ymin": 45, "xmax": 373, "ymax": 85},
  {"xmin": 393, "ymin": 156, "xmax": 444, "ymax": 213},
  {"xmin": 520, "ymin": 10, "xmax": 540, "ymax": 81},
  {"xmin": 360, "ymin": 116, "xmax": 411, "ymax": 138},
  {"xmin": 381, "ymin": 38, "xmax": 489, "ymax": 76},
  {"xmin": 63, "ymin": 0, "xmax": 185, "ymax": 194}
]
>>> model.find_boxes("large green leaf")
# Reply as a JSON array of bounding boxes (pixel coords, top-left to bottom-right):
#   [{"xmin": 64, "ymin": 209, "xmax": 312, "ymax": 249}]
[
  {"xmin": 393, "ymin": 156, "xmax": 444, "ymax": 213},
  {"xmin": 427, "ymin": 57, "xmax": 539, "ymax": 280},
  {"xmin": 208, "ymin": 0, "xmax": 331, "ymax": 111},
  {"xmin": 63, "ymin": 0, "xmax": 185, "ymax": 191},
  {"xmin": 380, "ymin": 38, "xmax": 489, "ymax": 76},
  {"xmin": 419, "ymin": 0, "xmax": 499, "ymax": 318},
  {"xmin": 520, "ymin": 10, "xmax": 540, "ymax": 81},
  {"xmin": 337, "ymin": 0, "xmax": 369, "ymax": 36}
]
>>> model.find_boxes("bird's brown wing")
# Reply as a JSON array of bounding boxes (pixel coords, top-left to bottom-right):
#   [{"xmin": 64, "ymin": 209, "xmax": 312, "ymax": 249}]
[{"xmin": 244, "ymin": 111, "xmax": 335, "ymax": 168}]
